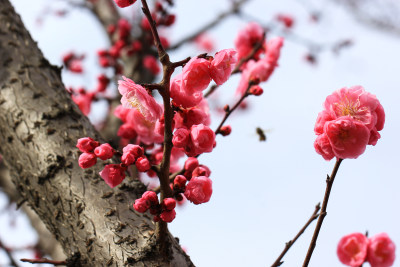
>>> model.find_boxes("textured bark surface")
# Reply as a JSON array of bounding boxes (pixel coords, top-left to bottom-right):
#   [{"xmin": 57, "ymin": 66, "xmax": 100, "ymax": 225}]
[{"xmin": 0, "ymin": 1, "xmax": 193, "ymax": 266}]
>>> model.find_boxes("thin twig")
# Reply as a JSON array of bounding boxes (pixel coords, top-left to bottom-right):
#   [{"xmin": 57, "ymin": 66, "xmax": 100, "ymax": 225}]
[
  {"xmin": 20, "ymin": 258, "xmax": 66, "ymax": 265},
  {"xmin": 0, "ymin": 240, "xmax": 19, "ymax": 267},
  {"xmin": 302, "ymin": 158, "xmax": 343, "ymax": 267},
  {"xmin": 271, "ymin": 203, "xmax": 321, "ymax": 267},
  {"xmin": 168, "ymin": 0, "xmax": 250, "ymax": 51}
]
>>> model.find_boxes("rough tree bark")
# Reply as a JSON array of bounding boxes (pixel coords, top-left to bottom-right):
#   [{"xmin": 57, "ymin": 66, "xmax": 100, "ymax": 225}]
[{"xmin": 0, "ymin": 0, "xmax": 193, "ymax": 266}]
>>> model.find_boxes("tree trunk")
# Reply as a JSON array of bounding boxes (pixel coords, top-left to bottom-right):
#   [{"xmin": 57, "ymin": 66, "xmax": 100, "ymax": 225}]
[{"xmin": 0, "ymin": 1, "xmax": 193, "ymax": 266}]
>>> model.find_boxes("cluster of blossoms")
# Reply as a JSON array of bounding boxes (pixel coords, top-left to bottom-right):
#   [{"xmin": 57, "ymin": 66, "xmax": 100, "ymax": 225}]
[
  {"xmin": 337, "ymin": 232, "xmax": 395, "ymax": 267},
  {"xmin": 234, "ymin": 22, "xmax": 284, "ymax": 96},
  {"xmin": 314, "ymin": 86, "xmax": 385, "ymax": 160},
  {"xmin": 134, "ymin": 157, "xmax": 212, "ymax": 222}
]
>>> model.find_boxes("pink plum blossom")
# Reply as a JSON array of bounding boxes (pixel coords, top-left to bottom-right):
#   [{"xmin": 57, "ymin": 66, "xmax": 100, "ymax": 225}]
[
  {"xmin": 210, "ymin": 49, "xmax": 238, "ymax": 85},
  {"xmin": 99, "ymin": 164, "xmax": 126, "ymax": 188},
  {"xmin": 189, "ymin": 124, "xmax": 215, "ymax": 156},
  {"xmin": 367, "ymin": 233, "xmax": 396, "ymax": 267},
  {"xmin": 94, "ymin": 143, "xmax": 114, "ymax": 160},
  {"xmin": 184, "ymin": 176, "xmax": 213, "ymax": 205},
  {"xmin": 234, "ymin": 22, "xmax": 264, "ymax": 60},
  {"xmin": 181, "ymin": 57, "xmax": 211, "ymax": 92},
  {"xmin": 118, "ymin": 76, "xmax": 162, "ymax": 123},
  {"xmin": 337, "ymin": 233, "xmax": 368, "ymax": 266},
  {"xmin": 78, "ymin": 153, "xmax": 97, "ymax": 169},
  {"xmin": 76, "ymin": 137, "xmax": 99, "ymax": 153},
  {"xmin": 170, "ymin": 74, "xmax": 203, "ymax": 108},
  {"xmin": 172, "ymin": 128, "xmax": 190, "ymax": 148}
]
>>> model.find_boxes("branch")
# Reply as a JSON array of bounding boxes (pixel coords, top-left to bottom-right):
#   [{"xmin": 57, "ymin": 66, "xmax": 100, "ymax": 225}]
[
  {"xmin": 168, "ymin": 0, "xmax": 250, "ymax": 51},
  {"xmin": 20, "ymin": 258, "xmax": 66, "ymax": 266},
  {"xmin": 0, "ymin": 1, "xmax": 193, "ymax": 265},
  {"xmin": 302, "ymin": 158, "xmax": 343, "ymax": 266},
  {"xmin": 271, "ymin": 203, "xmax": 321, "ymax": 267}
]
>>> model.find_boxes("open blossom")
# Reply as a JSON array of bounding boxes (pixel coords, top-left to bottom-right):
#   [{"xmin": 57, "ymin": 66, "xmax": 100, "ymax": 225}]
[
  {"xmin": 337, "ymin": 233, "xmax": 368, "ymax": 266},
  {"xmin": 210, "ymin": 49, "xmax": 237, "ymax": 85},
  {"xmin": 314, "ymin": 86, "xmax": 385, "ymax": 160},
  {"xmin": 170, "ymin": 73, "xmax": 203, "ymax": 108},
  {"xmin": 367, "ymin": 233, "xmax": 396, "ymax": 267},
  {"xmin": 118, "ymin": 76, "xmax": 162, "ymax": 123},
  {"xmin": 99, "ymin": 164, "xmax": 126, "ymax": 188}
]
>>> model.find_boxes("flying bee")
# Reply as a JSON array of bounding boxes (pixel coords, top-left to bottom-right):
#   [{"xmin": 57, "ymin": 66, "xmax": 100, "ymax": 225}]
[{"xmin": 255, "ymin": 127, "xmax": 269, "ymax": 142}]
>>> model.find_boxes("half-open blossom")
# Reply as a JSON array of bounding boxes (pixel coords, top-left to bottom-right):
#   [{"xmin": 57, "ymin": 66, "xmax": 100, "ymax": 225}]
[
  {"xmin": 99, "ymin": 164, "xmax": 126, "ymax": 188},
  {"xmin": 367, "ymin": 233, "xmax": 396, "ymax": 267},
  {"xmin": 170, "ymin": 74, "xmax": 203, "ymax": 108},
  {"xmin": 118, "ymin": 76, "xmax": 162, "ymax": 123},
  {"xmin": 173, "ymin": 128, "xmax": 190, "ymax": 148},
  {"xmin": 181, "ymin": 57, "xmax": 211, "ymax": 92},
  {"xmin": 190, "ymin": 124, "xmax": 215, "ymax": 155},
  {"xmin": 234, "ymin": 22, "xmax": 264, "ymax": 60},
  {"xmin": 210, "ymin": 49, "xmax": 237, "ymax": 85},
  {"xmin": 337, "ymin": 233, "xmax": 368, "ymax": 266},
  {"xmin": 184, "ymin": 176, "xmax": 213, "ymax": 205}
]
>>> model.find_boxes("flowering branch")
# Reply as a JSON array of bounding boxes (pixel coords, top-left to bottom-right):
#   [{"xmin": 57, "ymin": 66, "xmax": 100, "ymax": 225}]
[
  {"xmin": 271, "ymin": 203, "xmax": 321, "ymax": 267},
  {"xmin": 302, "ymin": 158, "xmax": 343, "ymax": 266},
  {"xmin": 204, "ymin": 33, "xmax": 266, "ymax": 98},
  {"xmin": 168, "ymin": 0, "xmax": 250, "ymax": 51},
  {"xmin": 20, "ymin": 258, "xmax": 66, "ymax": 265}
]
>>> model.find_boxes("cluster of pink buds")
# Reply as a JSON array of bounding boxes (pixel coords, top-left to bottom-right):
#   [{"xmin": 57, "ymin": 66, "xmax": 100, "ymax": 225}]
[
  {"xmin": 134, "ymin": 191, "xmax": 177, "ymax": 223},
  {"xmin": 337, "ymin": 232, "xmax": 395, "ymax": 267},
  {"xmin": 62, "ymin": 52, "xmax": 85, "ymax": 73},
  {"xmin": 141, "ymin": 1, "xmax": 176, "ymax": 31},
  {"xmin": 234, "ymin": 22, "xmax": 284, "ymax": 96},
  {"xmin": 314, "ymin": 86, "xmax": 385, "ymax": 160},
  {"xmin": 77, "ymin": 138, "xmax": 114, "ymax": 168}
]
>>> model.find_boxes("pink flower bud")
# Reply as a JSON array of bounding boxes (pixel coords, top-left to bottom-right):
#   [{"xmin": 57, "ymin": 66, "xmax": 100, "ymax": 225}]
[
  {"xmin": 78, "ymin": 153, "xmax": 97, "ymax": 169},
  {"xmin": 172, "ymin": 128, "xmax": 190, "ymax": 148},
  {"xmin": 114, "ymin": 0, "xmax": 136, "ymax": 8},
  {"xmin": 162, "ymin": 198, "xmax": 176, "ymax": 211},
  {"xmin": 136, "ymin": 157, "xmax": 150, "ymax": 172},
  {"xmin": 76, "ymin": 137, "xmax": 99, "ymax": 153},
  {"xmin": 219, "ymin": 125, "xmax": 232, "ymax": 136},
  {"xmin": 174, "ymin": 175, "xmax": 187, "ymax": 188},
  {"xmin": 142, "ymin": 191, "xmax": 158, "ymax": 205},
  {"xmin": 133, "ymin": 198, "xmax": 149, "ymax": 213},
  {"xmin": 184, "ymin": 157, "xmax": 199, "ymax": 171},
  {"xmin": 337, "ymin": 233, "xmax": 368, "ymax": 267},
  {"xmin": 121, "ymin": 152, "xmax": 135, "ymax": 166},
  {"xmin": 249, "ymin": 85, "xmax": 263, "ymax": 96},
  {"xmin": 99, "ymin": 164, "xmax": 126, "ymax": 188},
  {"xmin": 367, "ymin": 233, "xmax": 396, "ymax": 267},
  {"xmin": 192, "ymin": 165, "xmax": 211, "ymax": 178},
  {"xmin": 182, "ymin": 57, "xmax": 211, "ymax": 93},
  {"xmin": 190, "ymin": 124, "xmax": 215, "ymax": 155},
  {"xmin": 94, "ymin": 143, "xmax": 114, "ymax": 160},
  {"xmin": 143, "ymin": 55, "xmax": 160, "ymax": 75},
  {"xmin": 184, "ymin": 176, "xmax": 212, "ymax": 205},
  {"xmin": 123, "ymin": 144, "xmax": 144, "ymax": 158},
  {"xmin": 160, "ymin": 209, "xmax": 176, "ymax": 223}
]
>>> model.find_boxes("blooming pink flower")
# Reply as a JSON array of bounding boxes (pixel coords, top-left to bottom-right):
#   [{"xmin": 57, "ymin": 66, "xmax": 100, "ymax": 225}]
[
  {"xmin": 99, "ymin": 164, "xmax": 126, "ymax": 188},
  {"xmin": 114, "ymin": 0, "xmax": 136, "ymax": 8},
  {"xmin": 314, "ymin": 86, "xmax": 385, "ymax": 160},
  {"xmin": 182, "ymin": 57, "xmax": 211, "ymax": 92},
  {"xmin": 76, "ymin": 137, "xmax": 99, "ymax": 153},
  {"xmin": 324, "ymin": 116, "xmax": 370, "ymax": 159},
  {"xmin": 210, "ymin": 49, "xmax": 237, "ymax": 85},
  {"xmin": 173, "ymin": 128, "xmax": 190, "ymax": 148},
  {"xmin": 264, "ymin": 37, "xmax": 284, "ymax": 66},
  {"xmin": 234, "ymin": 22, "xmax": 264, "ymax": 60},
  {"xmin": 184, "ymin": 176, "xmax": 213, "ymax": 205},
  {"xmin": 367, "ymin": 233, "xmax": 396, "ymax": 267},
  {"xmin": 94, "ymin": 143, "xmax": 114, "ymax": 160},
  {"xmin": 78, "ymin": 153, "xmax": 97, "ymax": 169},
  {"xmin": 126, "ymin": 109, "xmax": 163, "ymax": 144},
  {"xmin": 337, "ymin": 233, "xmax": 368, "ymax": 266},
  {"xmin": 118, "ymin": 76, "xmax": 162, "ymax": 123},
  {"xmin": 190, "ymin": 124, "xmax": 216, "ymax": 155},
  {"xmin": 170, "ymin": 74, "xmax": 203, "ymax": 108}
]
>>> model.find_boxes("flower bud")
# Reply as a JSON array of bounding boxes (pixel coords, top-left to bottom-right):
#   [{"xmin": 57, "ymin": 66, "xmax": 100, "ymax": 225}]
[
  {"xmin": 160, "ymin": 209, "xmax": 176, "ymax": 223},
  {"xmin": 219, "ymin": 125, "xmax": 232, "ymax": 136},
  {"xmin": 78, "ymin": 153, "xmax": 97, "ymax": 169},
  {"xmin": 76, "ymin": 137, "xmax": 99, "ymax": 153},
  {"xmin": 136, "ymin": 157, "xmax": 150, "ymax": 172},
  {"xmin": 94, "ymin": 143, "xmax": 114, "ymax": 160},
  {"xmin": 184, "ymin": 176, "xmax": 212, "ymax": 205},
  {"xmin": 162, "ymin": 198, "xmax": 176, "ymax": 211},
  {"xmin": 133, "ymin": 198, "xmax": 149, "ymax": 213}
]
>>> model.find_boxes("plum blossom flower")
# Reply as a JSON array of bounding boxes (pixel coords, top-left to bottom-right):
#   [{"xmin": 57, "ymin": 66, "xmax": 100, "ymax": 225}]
[
  {"xmin": 367, "ymin": 233, "xmax": 396, "ymax": 267},
  {"xmin": 337, "ymin": 233, "xmax": 368, "ymax": 266},
  {"xmin": 314, "ymin": 86, "xmax": 385, "ymax": 160},
  {"xmin": 184, "ymin": 176, "xmax": 213, "ymax": 205},
  {"xmin": 234, "ymin": 22, "xmax": 264, "ymax": 60},
  {"xmin": 99, "ymin": 164, "xmax": 126, "ymax": 188},
  {"xmin": 210, "ymin": 49, "xmax": 237, "ymax": 85},
  {"xmin": 118, "ymin": 76, "xmax": 162, "ymax": 123},
  {"xmin": 181, "ymin": 57, "xmax": 212, "ymax": 93}
]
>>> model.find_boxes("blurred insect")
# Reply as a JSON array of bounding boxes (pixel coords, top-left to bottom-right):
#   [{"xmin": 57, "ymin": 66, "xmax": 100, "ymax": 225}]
[{"xmin": 256, "ymin": 127, "xmax": 268, "ymax": 142}]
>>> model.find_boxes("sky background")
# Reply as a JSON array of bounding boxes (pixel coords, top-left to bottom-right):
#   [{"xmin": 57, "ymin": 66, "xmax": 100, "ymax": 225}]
[{"xmin": 1, "ymin": 0, "xmax": 400, "ymax": 266}]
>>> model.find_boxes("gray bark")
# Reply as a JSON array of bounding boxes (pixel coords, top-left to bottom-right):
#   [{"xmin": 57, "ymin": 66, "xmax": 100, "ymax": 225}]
[{"xmin": 0, "ymin": 0, "xmax": 193, "ymax": 266}]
